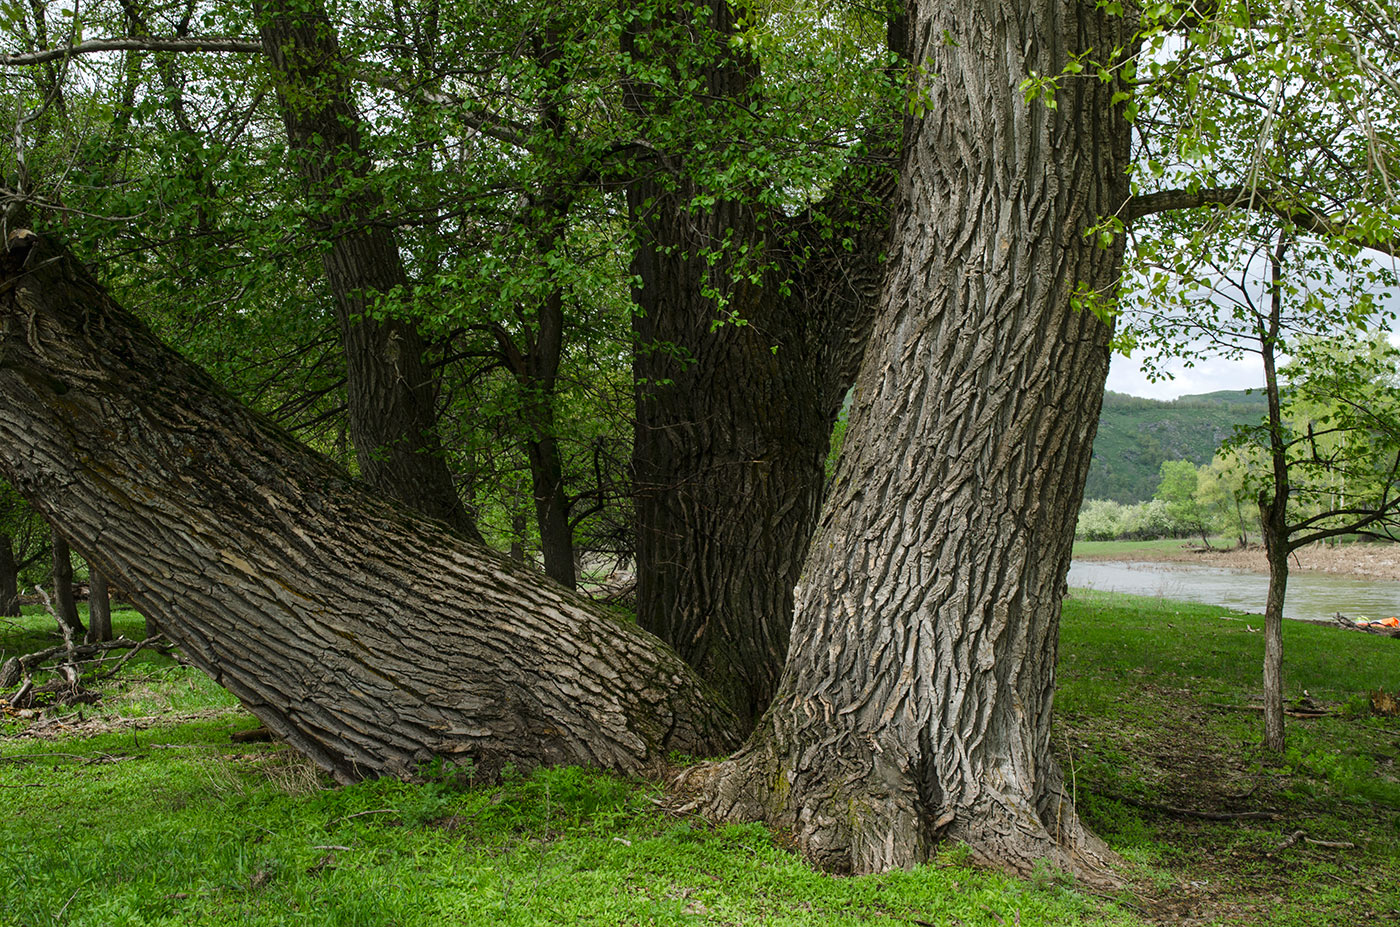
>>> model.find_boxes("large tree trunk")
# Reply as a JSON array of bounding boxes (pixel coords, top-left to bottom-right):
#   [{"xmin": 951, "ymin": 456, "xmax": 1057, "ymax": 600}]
[
  {"xmin": 624, "ymin": 1, "xmax": 897, "ymax": 728},
  {"xmin": 0, "ymin": 230, "xmax": 738, "ymax": 781},
  {"xmin": 255, "ymin": 0, "xmax": 481, "ymax": 543},
  {"xmin": 50, "ymin": 529, "xmax": 85, "ymax": 639},
  {"xmin": 691, "ymin": 0, "xmax": 1133, "ymax": 878},
  {"xmin": 0, "ymin": 534, "xmax": 19, "ymax": 617},
  {"xmin": 629, "ymin": 229, "xmax": 840, "ymax": 727}
]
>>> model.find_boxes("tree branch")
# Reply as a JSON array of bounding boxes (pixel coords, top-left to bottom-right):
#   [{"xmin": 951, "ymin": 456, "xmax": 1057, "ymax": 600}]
[
  {"xmin": 1126, "ymin": 186, "xmax": 1397, "ymax": 258},
  {"xmin": 0, "ymin": 36, "xmax": 262, "ymax": 66},
  {"xmin": 0, "ymin": 37, "xmax": 534, "ymax": 150}
]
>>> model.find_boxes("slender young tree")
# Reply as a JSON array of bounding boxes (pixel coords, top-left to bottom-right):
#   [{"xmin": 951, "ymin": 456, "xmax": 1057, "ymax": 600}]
[
  {"xmin": 255, "ymin": 0, "xmax": 482, "ymax": 540},
  {"xmin": 0, "ymin": 535, "xmax": 19, "ymax": 617},
  {"xmin": 49, "ymin": 530, "xmax": 85, "ymax": 639},
  {"xmin": 86, "ymin": 569, "xmax": 113, "ymax": 643}
]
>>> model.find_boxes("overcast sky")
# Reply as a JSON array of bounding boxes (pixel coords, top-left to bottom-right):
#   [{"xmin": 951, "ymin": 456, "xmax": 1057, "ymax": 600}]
[
  {"xmin": 1105, "ymin": 351, "xmax": 1263, "ymax": 400},
  {"xmin": 1108, "ymin": 251, "xmax": 1400, "ymax": 401}
]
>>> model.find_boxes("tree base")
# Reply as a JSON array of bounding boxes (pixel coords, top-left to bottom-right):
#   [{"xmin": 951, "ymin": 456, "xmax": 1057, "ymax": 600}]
[{"xmin": 679, "ymin": 739, "xmax": 1121, "ymax": 886}]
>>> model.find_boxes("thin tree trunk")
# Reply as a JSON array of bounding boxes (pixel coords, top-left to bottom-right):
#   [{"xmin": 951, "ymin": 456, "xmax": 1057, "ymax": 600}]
[
  {"xmin": 86, "ymin": 569, "xmax": 113, "ymax": 643},
  {"xmin": 1257, "ymin": 232, "xmax": 1292, "ymax": 754},
  {"xmin": 0, "ymin": 230, "xmax": 739, "ymax": 782},
  {"xmin": 255, "ymin": 0, "xmax": 481, "ymax": 543},
  {"xmin": 692, "ymin": 0, "xmax": 1134, "ymax": 878},
  {"xmin": 50, "ymin": 530, "xmax": 85, "ymax": 638},
  {"xmin": 0, "ymin": 534, "xmax": 19, "ymax": 617},
  {"xmin": 528, "ymin": 428, "xmax": 576, "ymax": 588},
  {"xmin": 1261, "ymin": 529, "xmax": 1289, "ymax": 752}
]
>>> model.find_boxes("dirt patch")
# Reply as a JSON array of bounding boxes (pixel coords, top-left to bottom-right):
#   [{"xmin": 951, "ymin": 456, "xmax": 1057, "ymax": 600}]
[{"xmin": 1080, "ymin": 542, "xmax": 1400, "ymax": 582}]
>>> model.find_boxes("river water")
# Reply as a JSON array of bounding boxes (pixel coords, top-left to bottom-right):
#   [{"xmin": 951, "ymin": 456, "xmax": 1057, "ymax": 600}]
[{"xmin": 1067, "ymin": 559, "xmax": 1400, "ymax": 622}]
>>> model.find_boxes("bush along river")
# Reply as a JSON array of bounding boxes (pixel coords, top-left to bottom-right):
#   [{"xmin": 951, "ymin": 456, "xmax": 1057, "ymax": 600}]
[{"xmin": 1067, "ymin": 559, "xmax": 1400, "ymax": 622}]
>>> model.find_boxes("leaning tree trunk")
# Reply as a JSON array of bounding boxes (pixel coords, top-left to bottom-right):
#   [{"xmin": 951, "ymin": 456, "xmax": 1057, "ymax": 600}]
[
  {"xmin": 50, "ymin": 529, "xmax": 85, "ymax": 638},
  {"xmin": 256, "ymin": 0, "xmax": 481, "ymax": 543},
  {"xmin": 0, "ymin": 230, "xmax": 738, "ymax": 782},
  {"xmin": 691, "ymin": 0, "xmax": 1134, "ymax": 878},
  {"xmin": 86, "ymin": 569, "xmax": 113, "ymax": 644},
  {"xmin": 0, "ymin": 534, "xmax": 19, "ymax": 616}
]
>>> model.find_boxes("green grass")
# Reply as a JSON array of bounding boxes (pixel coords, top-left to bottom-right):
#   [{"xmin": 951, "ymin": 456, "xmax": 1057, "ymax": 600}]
[
  {"xmin": 2, "ymin": 594, "xmax": 1399, "ymax": 925},
  {"xmin": 1059, "ymin": 590, "xmax": 1400, "ymax": 925},
  {"xmin": 1071, "ymin": 537, "xmax": 1230, "ymax": 558}
]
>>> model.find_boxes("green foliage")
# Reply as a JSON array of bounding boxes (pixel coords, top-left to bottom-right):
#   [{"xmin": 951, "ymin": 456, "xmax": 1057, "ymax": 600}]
[
  {"xmin": 1196, "ymin": 331, "xmax": 1400, "ymax": 547},
  {"xmin": 1152, "ymin": 459, "xmax": 1205, "ymax": 536},
  {"xmin": 1086, "ymin": 390, "xmax": 1267, "ymax": 503}
]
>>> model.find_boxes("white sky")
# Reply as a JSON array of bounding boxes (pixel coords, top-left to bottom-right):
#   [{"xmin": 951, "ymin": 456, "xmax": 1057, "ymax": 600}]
[
  {"xmin": 1106, "ymin": 351, "xmax": 1264, "ymax": 400},
  {"xmin": 1109, "ymin": 251, "xmax": 1400, "ymax": 401}
]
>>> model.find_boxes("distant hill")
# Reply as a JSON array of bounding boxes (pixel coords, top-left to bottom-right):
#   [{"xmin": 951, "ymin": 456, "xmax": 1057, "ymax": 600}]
[{"xmin": 1085, "ymin": 389, "xmax": 1267, "ymax": 503}]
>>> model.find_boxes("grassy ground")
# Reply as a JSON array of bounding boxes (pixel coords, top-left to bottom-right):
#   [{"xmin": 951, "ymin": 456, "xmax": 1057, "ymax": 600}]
[
  {"xmin": 2, "ymin": 597, "xmax": 1398, "ymax": 926},
  {"xmin": 1071, "ymin": 538, "xmax": 1231, "ymax": 559}
]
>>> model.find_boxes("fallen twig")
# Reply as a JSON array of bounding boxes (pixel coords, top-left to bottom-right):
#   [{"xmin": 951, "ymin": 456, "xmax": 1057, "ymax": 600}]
[
  {"xmin": 329, "ymin": 808, "xmax": 403, "ymax": 826},
  {"xmin": 0, "ymin": 636, "xmax": 163, "ymax": 688},
  {"xmin": 88, "ymin": 636, "xmax": 167, "ymax": 681},
  {"xmin": 0, "ymin": 751, "xmax": 130, "ymax": 765}
]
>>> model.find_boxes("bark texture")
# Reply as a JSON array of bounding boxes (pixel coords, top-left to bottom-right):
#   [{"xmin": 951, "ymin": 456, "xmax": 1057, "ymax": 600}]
[
  {"xmin": 1257, "ymin": 242, "xmax": 1290, "ymax": 754},
  {"xmin": 50, "ymin": 529, "xmax": 84, "ymax": 638},
  {"xmin": 0, "ymin": 534, "xmax": 18, "ymax": 617},
  {"xmin": 256, "ymin": 0, "xmax": 481, "ymax": 542},
  {"xmin": 86, "ymin": 569, "xmax": 112, "ymax": 643},
  {"xmin": 693, "ymin": 0, "xmax": 1134, "ymax": 877},
  {"xmin": 0, "ymin": 231, "xmax": 738, "ymax": 782},
  {"xmin": 625, "ymin": 1, "xmax": 899, "ymax": 726}
]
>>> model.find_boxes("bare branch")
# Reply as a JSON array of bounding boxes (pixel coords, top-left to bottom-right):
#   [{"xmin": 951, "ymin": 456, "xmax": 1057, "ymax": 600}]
[
  {"xmin": 1126, "ymin": 186, "xmax": 1398, "ymax": 258},
  {"xmin": 0, "ymin": 36, "xmax": 262, "ymax": 66}
]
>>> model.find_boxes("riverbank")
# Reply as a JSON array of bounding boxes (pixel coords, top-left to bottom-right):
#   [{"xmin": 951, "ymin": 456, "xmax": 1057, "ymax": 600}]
[{"xmin": 1074, "ymin": 537, "xmax": 1400, "ymax": 582}]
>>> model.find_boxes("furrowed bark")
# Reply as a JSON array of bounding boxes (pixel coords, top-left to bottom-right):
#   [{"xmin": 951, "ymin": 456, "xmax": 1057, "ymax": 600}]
[
  {"xmin": 693, "ymin": 0, "xmax": 1134, "ymax": 879},
  {"xmin": 1258, "ymin": 235, "xmax": 1291, "ymax": 754},
  {"xmin": 0, "ymin": 534, "xmax": 18, "ymax": 616},
  {"xmin": 0, "ymin": 231, "xmax": 739, "ymax": 781},
  {"xmin": 624, "ymin": 0, "xmax": 898, "ymax": 728},
  {"xmin": 86, "ymin": 569, "xmax": 113, "ymax": 643}
]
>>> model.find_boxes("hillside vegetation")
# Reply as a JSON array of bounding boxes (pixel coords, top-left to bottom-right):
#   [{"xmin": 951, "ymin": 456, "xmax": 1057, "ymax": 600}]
[{"xmin": 1086, "ymin": 389, "xmax": 1267, "ymax": 503}]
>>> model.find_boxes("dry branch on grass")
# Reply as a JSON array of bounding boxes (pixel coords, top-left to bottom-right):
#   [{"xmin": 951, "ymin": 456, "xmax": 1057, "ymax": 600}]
[{"xmin": 0, "ymin": 635, "xmax": 169, "ymax": 688}]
